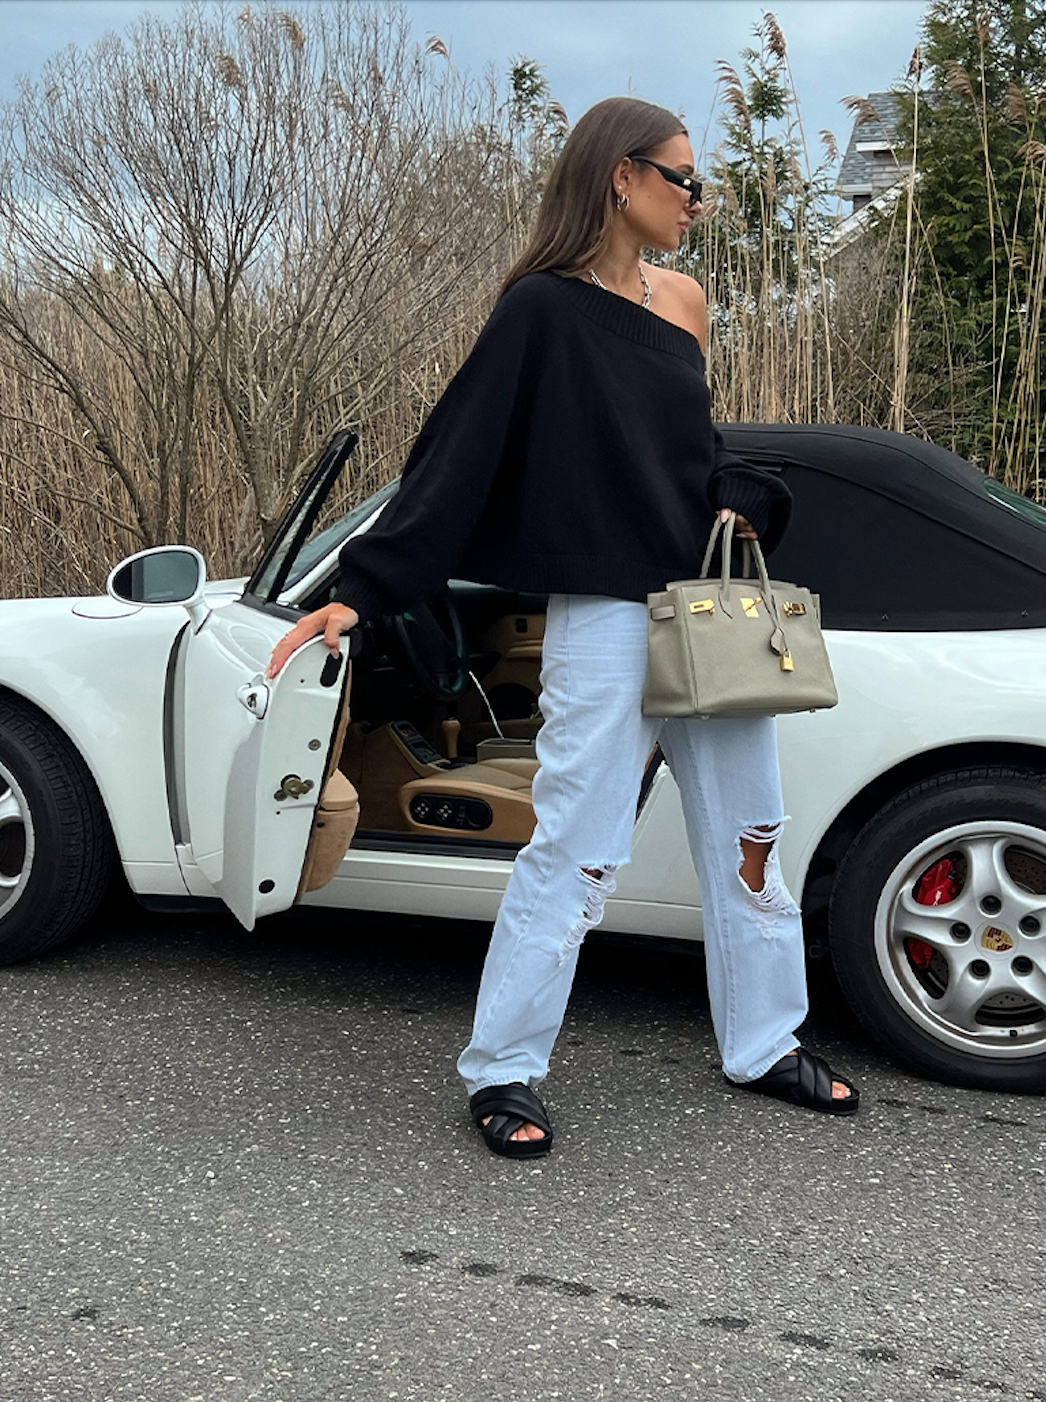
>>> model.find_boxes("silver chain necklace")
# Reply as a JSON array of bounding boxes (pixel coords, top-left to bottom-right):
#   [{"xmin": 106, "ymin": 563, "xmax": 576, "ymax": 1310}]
[{"xmin": 589, "ymin": 263, "xmax": 652, "ymax": 310}]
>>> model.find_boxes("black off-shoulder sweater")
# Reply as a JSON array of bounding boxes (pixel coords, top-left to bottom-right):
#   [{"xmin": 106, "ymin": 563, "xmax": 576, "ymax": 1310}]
[{"xmin": 335, "ymin": 271, "xmax": 791, "ymax": 623}]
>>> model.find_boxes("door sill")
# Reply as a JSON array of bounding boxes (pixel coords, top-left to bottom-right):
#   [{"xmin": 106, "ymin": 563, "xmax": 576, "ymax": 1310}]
[{"xmin": 350, "ymin": 829, "xmax": 525, "ymax": 860}]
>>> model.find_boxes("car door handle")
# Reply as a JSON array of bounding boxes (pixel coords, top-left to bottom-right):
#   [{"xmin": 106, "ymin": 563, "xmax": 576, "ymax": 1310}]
[{"xmin": 237, "ymin": 679, "xmax": 270, "ymax": 719}]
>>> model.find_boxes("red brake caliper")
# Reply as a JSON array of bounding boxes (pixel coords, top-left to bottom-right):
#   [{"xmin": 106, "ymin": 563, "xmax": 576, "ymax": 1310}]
[{"xmin": 908, "ymin": 857, "xmax": 959, "ymax": 969}]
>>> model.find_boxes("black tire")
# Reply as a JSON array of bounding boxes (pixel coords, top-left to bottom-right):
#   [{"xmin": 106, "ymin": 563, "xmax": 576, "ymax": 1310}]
[
  {"xmin": 830, "ymin": 767, "xmax": 1046, "ymax": 1092},
  {"xmin": 0, "ymin": 693, "xmax": 116, "ymax": 963}
]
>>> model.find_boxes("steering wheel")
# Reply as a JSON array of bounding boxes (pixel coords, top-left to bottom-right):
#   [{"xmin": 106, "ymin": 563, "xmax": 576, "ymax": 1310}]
[{"xmin": 387, "ymin": 588, "xmax": 470, "ymax": 702}]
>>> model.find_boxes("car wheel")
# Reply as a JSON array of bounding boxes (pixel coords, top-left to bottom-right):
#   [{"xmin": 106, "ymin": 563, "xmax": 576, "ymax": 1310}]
[
  {"xmin": 0, "ymin": 694, "xmax": 115, "ymax": 964},
  {"xmin": 830, "ymin": 766, "xmax": 1046, "ymax": 1092}
]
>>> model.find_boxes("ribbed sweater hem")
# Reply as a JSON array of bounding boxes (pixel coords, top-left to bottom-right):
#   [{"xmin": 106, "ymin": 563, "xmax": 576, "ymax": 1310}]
[
  {"xmin": 335, "ymin": 553, "xmax": 706, "ymax": 621},
  {"xmin": 477, "ymin": 555, "xmax": 677, "ymax": 602}
]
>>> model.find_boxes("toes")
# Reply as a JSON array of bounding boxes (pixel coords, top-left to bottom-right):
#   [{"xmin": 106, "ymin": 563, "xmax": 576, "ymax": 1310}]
[
  {"xmin": 792, "ymin": 1049, "xmax": 855, "ymax": 1102},
  {"xmin": 512, "ymin": 1123, "xmax": 546, "ymax": 1142},
  {"xmin": 482, "ymin": 1115, "xmax": 546, "ymax": 1142}
]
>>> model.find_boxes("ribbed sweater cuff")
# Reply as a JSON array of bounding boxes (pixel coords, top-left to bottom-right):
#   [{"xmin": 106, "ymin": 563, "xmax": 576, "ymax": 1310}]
[
  {"xmin": 709, "ymin": 467, "xmax": 792, "ymax": 553},
  {"xmin": 331, "ymin": 566, "xmax": 392, "ymax": 626}
]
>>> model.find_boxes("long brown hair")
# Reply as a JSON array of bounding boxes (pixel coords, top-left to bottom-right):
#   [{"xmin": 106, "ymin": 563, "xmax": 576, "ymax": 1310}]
[{"xmin": 500, "ymin": 96, "xmax": 687, "ymax": 297}]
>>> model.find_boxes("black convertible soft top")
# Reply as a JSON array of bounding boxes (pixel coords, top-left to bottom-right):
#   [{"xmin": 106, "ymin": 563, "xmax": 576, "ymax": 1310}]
[{"xmin": 720, "ymin": 424, "xmax": 1046, "ymax": 631}]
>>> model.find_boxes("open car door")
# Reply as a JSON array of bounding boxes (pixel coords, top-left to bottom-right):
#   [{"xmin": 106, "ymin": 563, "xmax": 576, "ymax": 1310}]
[{"xmin": 177, "ymin": 432, "xmax": 361, "ymax": 929}]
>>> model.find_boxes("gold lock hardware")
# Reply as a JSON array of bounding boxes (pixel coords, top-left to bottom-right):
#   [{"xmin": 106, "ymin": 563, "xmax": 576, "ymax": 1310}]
[
  {"xmin": 274, "ymin": 774, "xmax": 315, "ymax": 801},
  {"xmin": 689, "ymin": 599, "xmax": 715, "ymax": 615},
  {"xmin": 780, "ymin": 649, "xmax": 795, "ymax": 672},
  {"xmin": 783, "ymin": 601, "xmax": 807, "ymax": 617},
  {"xmin": 740, "ymin": 596, "xmax": 762, "ymax": 618}
]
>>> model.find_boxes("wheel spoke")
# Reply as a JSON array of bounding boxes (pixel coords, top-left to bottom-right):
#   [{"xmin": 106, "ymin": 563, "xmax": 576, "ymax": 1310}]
[
  {"xmin": 895, "ymin": 891, "xmax": 972, "ymax": 947},
  {"xmin": 0, "ymin": 788, "xmax": 24, "ymax": 826},
  {"xmin": 1014, "ymin": 963, "xmax": 1046, "ymax": 1018},
  {"xmin": 932, "ymin": 963, "xmax": 990, "ymax": 1032},
  {"xmin": 958, "ymin": 833, "xmax": 1007, "ymax": 895},
  {"xmin": 0, "ymin": 777, "xmax": 29, "ymax": 894},
  {"xmin": 896, "ymin": 883, "xmax": 988, "ymax": 950},
  {"xmin": 957, "ymin": 834, "xmax": 1037, "ymax": 915}
]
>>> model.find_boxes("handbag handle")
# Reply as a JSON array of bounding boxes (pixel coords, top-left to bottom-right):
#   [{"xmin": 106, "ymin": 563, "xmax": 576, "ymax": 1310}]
[
  {"xmin": 699, "ymin": 513, "xmax": 728, "ymax": 579},
  {"xmin": 699, "ymin": 513, "xmax": 759, "ymax": 585},
  {"xmin": 699, "ymin": 514, "xmax": 789, "ymax": 659}
]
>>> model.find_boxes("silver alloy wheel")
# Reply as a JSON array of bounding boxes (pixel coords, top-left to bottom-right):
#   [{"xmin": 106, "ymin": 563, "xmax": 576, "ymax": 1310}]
[
  {"xmin": 875, "ymin": 820, "xmax": 1046, "ymax": 1059},
  {"xmin": 0, "ymin": 759, "xmax": 35, "ymax": 918}
]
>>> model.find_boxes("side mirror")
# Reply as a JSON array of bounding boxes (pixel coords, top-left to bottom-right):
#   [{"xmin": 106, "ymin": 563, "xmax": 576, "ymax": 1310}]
[{"xmin": 107, "ymin": 546, "xmax": 209, "ymax": 629}]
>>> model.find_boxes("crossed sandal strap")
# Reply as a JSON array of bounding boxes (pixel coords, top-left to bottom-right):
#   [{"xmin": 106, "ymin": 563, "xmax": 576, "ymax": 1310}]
[
  {"xmin": 735, "ymin": 1047, "xmax": 859, "ymax": 1116},
  {"xmin": 768, "ymin": 1048, "xmax": 833, "ymax": 1104},
  {"xmin": 469, "ymin": 1082, "xmax": 553, "ymax": 1138}
]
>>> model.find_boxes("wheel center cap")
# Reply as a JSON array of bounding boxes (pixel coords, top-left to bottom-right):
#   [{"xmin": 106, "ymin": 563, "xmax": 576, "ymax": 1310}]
[{"xmin": 981, "ymin": 924, "xmax": 1014, "ymax": 952}]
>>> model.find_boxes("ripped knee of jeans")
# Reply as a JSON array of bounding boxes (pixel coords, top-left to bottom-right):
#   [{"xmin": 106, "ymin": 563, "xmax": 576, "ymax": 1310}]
[
  {"xmin": 562, "ymin": 864, "xmax": 618, "ymax": 963},
  {"xmin": 735, "ymin": 820, "xmax": 797, "ymax": 931}
]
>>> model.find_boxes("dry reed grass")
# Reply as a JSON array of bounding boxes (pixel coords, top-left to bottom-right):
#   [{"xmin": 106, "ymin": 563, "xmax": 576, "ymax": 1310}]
[
  {"xmin": 683, "ymin": 12, "xmax": 1043, "ymax": 496},
  {"xmin": 0, "ymin": 6, "xmax": 1042, "ymax": 600},
  {"xmin": 0, "ymin": 3, "xmax": 542, "ymax": 596}
]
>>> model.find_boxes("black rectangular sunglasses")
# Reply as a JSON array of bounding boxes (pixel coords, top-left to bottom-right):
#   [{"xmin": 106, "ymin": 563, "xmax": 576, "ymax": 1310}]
[{"xmin": 629, "ymin": 155, "xmax": 703, "ymax": 205}]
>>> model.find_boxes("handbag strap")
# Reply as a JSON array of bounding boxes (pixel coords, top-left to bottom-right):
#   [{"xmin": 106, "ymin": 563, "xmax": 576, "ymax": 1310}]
[
  {"xmin": 699, "ymin": 513, "xmax": 758, "ymax": 582},
  {"xmin": 699, "ymin": 513, "xmax": 730, "ymax": 578},
  {"xmin": 699, "ymin": 513, "xmax": 789, "ymax": 658}
]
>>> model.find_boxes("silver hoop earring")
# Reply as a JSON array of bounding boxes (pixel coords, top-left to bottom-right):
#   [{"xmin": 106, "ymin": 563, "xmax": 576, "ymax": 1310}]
[{"xmin": 616, "ymin": 191, "xmax": 629, "ymax": 211}]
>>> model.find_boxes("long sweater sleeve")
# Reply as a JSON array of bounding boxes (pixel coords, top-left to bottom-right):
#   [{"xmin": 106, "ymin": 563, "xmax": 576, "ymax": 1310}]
[
  {"xmin": 707, "ymin": 429, "xmax": 792, "ymax": 553},
  {"xmin": 333, "ymin": 286, "xmax": 542, "ymax": 623}
]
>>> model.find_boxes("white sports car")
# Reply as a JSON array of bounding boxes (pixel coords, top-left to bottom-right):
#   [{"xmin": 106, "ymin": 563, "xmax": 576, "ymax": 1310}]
[{"xmin": 3, "ymin": 425, "xmax": 1046, "ymax": 1093}]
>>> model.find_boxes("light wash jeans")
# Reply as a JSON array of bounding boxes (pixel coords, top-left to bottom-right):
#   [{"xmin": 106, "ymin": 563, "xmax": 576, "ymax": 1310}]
[{"xmin": 457, "ymin": 593, "xmax": 809, "ymax": 1093}]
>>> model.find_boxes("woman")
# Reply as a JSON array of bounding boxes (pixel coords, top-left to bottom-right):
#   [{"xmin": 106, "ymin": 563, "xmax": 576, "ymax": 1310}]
[{"xmin": 268, "ymin": 97, "xmax": 858, "ymax": 1156}]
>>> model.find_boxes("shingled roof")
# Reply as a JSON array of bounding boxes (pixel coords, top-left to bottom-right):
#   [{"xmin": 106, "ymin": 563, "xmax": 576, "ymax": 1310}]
[{"xmin": 837, "ymin": 91, "xmax": 907, "ymax": 198}]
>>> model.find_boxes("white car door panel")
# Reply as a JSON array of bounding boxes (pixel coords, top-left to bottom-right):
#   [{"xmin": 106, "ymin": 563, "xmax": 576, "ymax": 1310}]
[{"xmin": 181, "ymin": 601, "xmax": 349, "ymax": 928}]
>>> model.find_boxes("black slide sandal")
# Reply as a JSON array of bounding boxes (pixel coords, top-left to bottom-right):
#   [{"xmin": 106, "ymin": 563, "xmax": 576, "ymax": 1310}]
[
  {"xmin": 469, "ymin": 1083, "xmax": 554, "ymax": 1158},
  {"xmin": 727, "ymin": 1048, "xmax": 859, "ymax": 1116}
]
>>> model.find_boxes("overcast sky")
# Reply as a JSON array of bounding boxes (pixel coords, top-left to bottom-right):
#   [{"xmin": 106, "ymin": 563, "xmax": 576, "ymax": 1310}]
[{"xmin": 0, "ymin": 0, "xmax": 926, "ymax": 188}]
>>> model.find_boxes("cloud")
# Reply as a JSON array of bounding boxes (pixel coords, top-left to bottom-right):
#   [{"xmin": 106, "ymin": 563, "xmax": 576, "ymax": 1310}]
[{"xmin": 0, "ymin": 0, "xmax": 926, "ymax": 172}]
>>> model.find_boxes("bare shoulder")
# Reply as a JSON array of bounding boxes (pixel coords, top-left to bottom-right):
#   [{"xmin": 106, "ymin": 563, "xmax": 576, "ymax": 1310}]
[{"xmin": 643, "ymin": 264, "xmax": 707, "ymax": 350}]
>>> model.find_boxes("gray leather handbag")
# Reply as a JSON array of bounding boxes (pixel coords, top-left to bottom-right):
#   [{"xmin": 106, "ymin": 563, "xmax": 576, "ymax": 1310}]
[{"xmin": 642, "ymin": 513, "xmax": 839, "ymax": 719}]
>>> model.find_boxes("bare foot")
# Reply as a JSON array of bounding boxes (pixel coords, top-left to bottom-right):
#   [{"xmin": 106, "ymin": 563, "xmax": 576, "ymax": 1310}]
[
  {"xmin": 785, "ymin": 1048, "xmax": 852, "ymax": 1100},
  {"xmin": 482, "ymin": 1116, "xmax": 548, "ymax": 1143}
]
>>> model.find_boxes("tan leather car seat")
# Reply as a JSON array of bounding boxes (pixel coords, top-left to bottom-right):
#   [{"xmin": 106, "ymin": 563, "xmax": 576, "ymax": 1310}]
[{"xmin": 399, "ymin": 757, "xmax": 539, "ymax": 844}]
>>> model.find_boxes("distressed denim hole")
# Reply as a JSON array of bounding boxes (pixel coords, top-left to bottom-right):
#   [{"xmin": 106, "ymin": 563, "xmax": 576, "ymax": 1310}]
[
  {"xmin": 562, "ymin": 864, "xmax": 618, "ymax": 963},
  {"xmin": 735, "ymin": 821, "xmax": 797, "ymax": 936}
]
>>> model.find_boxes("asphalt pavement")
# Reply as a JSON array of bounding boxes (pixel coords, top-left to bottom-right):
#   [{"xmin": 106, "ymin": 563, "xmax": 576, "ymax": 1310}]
[{"xmin": 1, "ymin": 898, "xmax": 1044, "ymax": 1402}]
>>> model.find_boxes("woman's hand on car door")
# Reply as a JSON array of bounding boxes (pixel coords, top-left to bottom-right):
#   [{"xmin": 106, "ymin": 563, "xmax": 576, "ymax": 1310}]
[{"xmin": 266, "ymin": 602, "xmax": 359, "ymax": 679}]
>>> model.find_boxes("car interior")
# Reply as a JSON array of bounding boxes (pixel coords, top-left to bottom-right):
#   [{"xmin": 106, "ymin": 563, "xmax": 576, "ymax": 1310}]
[{"xmin": 302, "ymin": 578, "xmax": 551, "ymax": 854}]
